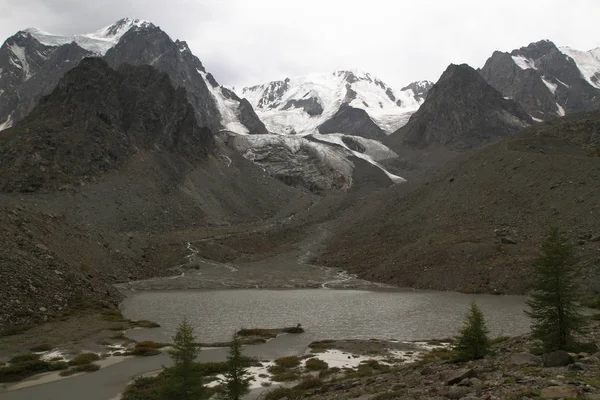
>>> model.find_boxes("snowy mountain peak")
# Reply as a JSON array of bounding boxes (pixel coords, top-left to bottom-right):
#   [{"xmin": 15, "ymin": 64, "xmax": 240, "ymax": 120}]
[
  {"xmin": 241, "ymin": 71, "xmax": 431, "ymax": 135},
  {"xmin": 23, "ymin": 18, "xmax": 154, "ymax": 55}
]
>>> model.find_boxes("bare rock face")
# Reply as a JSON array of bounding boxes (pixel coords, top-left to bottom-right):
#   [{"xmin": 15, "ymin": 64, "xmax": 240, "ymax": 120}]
[
  {"xmin": 480, "ymin": 40, "xmax": 600, "ymax": 120},
  {"xmin": 318, "ymin": 104, "xmax": 386, "ymax": 141},
  {"xmin": 0, "ymin": 58, "xmax": 214, "ymax": 192},
  {"xmin": 388, "ymin": 64, "xmax": 532, "ymax": 151}
]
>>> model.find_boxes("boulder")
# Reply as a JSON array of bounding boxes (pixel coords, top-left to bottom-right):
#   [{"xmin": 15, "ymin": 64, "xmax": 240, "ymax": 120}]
[
  {"xmin": 540, "ymin": 385, "xmax": 580, "ymax": 398},
  {"xmin": 446, "ymin": 368, "xmax": 477, "ymax": 385},
  {"xmin": 543, "ymin": 350, "xmax": 573, "ymax": 367},
  {"xmin": 508, "ymin": 352, "xmax": 542, "ymax": 366}
]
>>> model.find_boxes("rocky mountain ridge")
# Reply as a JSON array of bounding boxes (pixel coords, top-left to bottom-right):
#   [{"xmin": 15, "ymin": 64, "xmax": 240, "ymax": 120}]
[
  {"xmin": 0, "ymin": 18, "xmax": 266, "ymax": 135},
  {"xmin": 387, "ymin": 64, "xmax": 532, "ymax": 151},
  {"xmin": 480, "ymin": 39, "xmax": 600, "ymax": 120}
]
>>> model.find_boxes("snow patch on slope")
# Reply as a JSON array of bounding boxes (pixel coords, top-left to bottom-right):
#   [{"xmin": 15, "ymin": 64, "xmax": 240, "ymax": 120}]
[
  {"xmin": 556, "ymin": 103, "xmax": 566, "ymax": 116},
  {"xmin": 8, "ymin": 43, "xmax": 31, "ymax": 79},
  {"xmin": 198, "ymin": 70, "xmax": 249, "ymax": 135},
  {"xmin": 25, "ymin": 18, "xmax": 152, "ymax": 55},
  {"xmin": 541, "ymin": 77, "xmax": 557, "ymax": 94},
  {"xmin": 0, "ymin": 114, "xmax": 13, "ymax": 131},
  {"xmin": 512, "ymin": 55, "xmax": 537, "ymax": 70},
  {"xmin": 560, "ymin": 46, "xmax": 600, "ymax": 89}
]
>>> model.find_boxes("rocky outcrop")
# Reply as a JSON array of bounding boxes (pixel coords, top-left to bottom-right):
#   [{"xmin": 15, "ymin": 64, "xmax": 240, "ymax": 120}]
[
  {"xmin": 480, "ymin": 40, "xmax": 600, "ymax": 120},
  {"xmin": 387, "ymin": 64, "xmax": 532, "ymax": 151},
  {"xmin": 318, "ymin": 104, "xmax": 386, "ymax": 141},
  {"xmin": 0, "ymin": 58, "xmax": 213, "ymax": 192}
]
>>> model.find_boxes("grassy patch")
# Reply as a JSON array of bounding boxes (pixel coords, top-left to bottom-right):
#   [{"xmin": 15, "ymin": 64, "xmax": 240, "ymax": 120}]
[
  {"xmin": 293, "ymin": 377, "xmax": 323, "ymax": 390},
  {"xmin": 236, "ymin": 326, "xmax": 304, "ymax": 339},
  {"xmin": 237, "ymin": 328, "xmax": 278, "ymax": 339},
  {"xmin": 122, "ymin": 366, "xmax": 215, "ymax": 400},
  {"xmin": 0, "ymin": 324, "xmax": 33, "ymax": 338},
  {"xmin": 29, "ymin": 344, "xmax": 53, "ymax": 352},
  {"xmin": 308, "ymin": 340, "xmax": 336, "ymax": 353},
  {"xmin": 59, "ymin": 363, "xmax": 100, "ymax": 376},
  {"xmin": 0, "ymin": 353, "xmax": 68, "ymax": 383},
  {"xmin": 373, "ymin": 391, "xmax": 405, "ymax": 400},
  {"xmin": 263, "ymin": 388, "xmax": 302, "ymax": 400},
  {"xmin": 270, "ymin": 370, "xmax": 300, "ymax": 382},
  {"xmin": 131, "ymin": 320, "xmax": 161, "ymax": 328},
  {"xmin": 69, "ymin": 353, "xmax": 100, "ymax": 366},
  {"xmin": 100, "ymin": 310, "xmax": 128, "ymax": 323},
  {"xmin": 418, "ymin": 347, "xmax": 457, "ymax": 364},
  {"xmin": 282, "ymin": 326, "xmax": 305, "ymax": 334}
]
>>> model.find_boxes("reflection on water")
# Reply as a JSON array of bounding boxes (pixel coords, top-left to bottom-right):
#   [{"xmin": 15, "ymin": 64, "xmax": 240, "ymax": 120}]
[{"xmin": 121, "ymin": 289, "xmax": 529, "ymax": 344}]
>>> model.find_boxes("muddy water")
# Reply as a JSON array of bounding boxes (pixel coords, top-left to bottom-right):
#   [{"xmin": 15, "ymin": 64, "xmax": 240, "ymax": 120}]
[{"xmin": 121, "ymin": 288, "xmax": 529, "ymax": 344}]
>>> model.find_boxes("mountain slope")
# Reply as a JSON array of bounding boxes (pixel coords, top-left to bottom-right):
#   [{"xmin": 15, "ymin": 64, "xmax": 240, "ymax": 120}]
[
  {"xmin": 317, "ymin": 111, "xmax": 600, "ymax": 295},
  {"xmin": 0, "ymin": 57, "xmax": 213, "ymax": 192},
  {"xmin": 387, "ymin": 64, "xmax": 532, "ymax": 151},
  {"xmin": 242, "ymin": 71, "xmax": 432, "ymax": 136},
  {"xmin": 480, "ymin": 40, "xmax": 600, "ymax": 120}
]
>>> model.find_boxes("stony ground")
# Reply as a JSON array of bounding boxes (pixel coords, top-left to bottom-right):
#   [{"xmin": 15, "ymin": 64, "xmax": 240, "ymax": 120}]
[{"xmin": 275, "ymin": 320, "xmax": 600, "ymax": 400}]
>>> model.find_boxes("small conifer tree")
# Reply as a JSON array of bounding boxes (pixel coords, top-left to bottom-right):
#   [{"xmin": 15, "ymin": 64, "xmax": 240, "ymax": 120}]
[
  {"xmin": 526, "ymin": 227, "xmax": 586, "ymax": 351},
  {"xmin": 221, "ymin": 333, "xmax": 250, "ymax": 400},
  {"xmin": 166, "ymin": 318, "xmax": 203, "ymax": 400},
  {"xmin": 454, "ymin": 301, "xmax": 491, "ymax": 361}
]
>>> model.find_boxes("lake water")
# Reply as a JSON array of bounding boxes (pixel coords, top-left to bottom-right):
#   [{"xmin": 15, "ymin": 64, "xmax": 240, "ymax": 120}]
[{"xmin": 121, "ymin": 288, "xmax": 530, "ymax": 345}]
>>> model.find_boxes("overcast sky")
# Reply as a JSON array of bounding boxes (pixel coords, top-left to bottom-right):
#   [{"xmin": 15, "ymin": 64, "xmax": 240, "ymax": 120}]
[{"xmin": 1, "ymin": 0, "xmax": 599, "ymax": 90}]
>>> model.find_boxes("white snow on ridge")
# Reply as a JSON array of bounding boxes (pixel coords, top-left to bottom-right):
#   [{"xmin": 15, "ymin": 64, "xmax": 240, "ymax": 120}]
[
  {"xmin": 242, "ymin": 71, "xmax": 427, "ymax": 136},
  {"xmin": 560, "ymin": 46, "xmax": 600, "ymax": 89},
  {"xmin": 541, "ymin": 77, "xmax": 557, "ymax": 94},
  {"xmin": 25, "ymin": 18, "xmax": 152, "ymax": 55},
  {"xmin": 556, "ymin": 103, "xmax": 566, "ymax": 116},
  {"xmin": 198, "ymin": 70, "xmax": 249, "ymax": 135},
  {"xmin": 512, "ymin": 55, "xmax": 537, "ymax": 70}
]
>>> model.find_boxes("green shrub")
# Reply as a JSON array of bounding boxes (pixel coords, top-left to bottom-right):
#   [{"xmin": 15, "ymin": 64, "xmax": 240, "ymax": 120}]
[
  {"xmin": 305, "ymin": 358, "xmax": 328, "ymax": 371},
  {"xmin": 274, "ymin": 356, "xmax": 300, "ymax": 368},
  {"xmin": 69, "ymin": 353, "xmax": 100, "ymax": 366}
]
